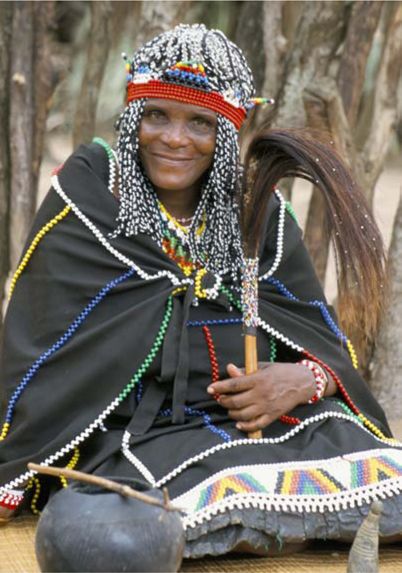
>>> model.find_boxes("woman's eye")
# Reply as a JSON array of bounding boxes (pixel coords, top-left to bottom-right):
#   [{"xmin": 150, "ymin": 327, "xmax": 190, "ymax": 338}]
[
  {"xmin": 144, "ymin": 109, "xmax": 166, "ymax": 121},
  {"xmin": 191, "ymin": 117, "xmax": 215, "ymax": 131}
]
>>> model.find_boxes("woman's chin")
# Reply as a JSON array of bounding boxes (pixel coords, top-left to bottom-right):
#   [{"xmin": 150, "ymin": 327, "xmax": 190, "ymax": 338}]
[{"xmin": 151, "ymin": 178, "xmax": 198, "ymax": 194}]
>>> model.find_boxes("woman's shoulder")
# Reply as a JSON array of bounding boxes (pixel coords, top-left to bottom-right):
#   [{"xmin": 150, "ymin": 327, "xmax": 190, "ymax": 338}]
[{"xmin": 61, "ymin": 139, "xmax": 112, "ymax": 184}]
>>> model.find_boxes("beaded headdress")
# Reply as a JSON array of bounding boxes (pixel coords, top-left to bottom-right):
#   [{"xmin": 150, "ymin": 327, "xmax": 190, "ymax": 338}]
[{"xmin": 114, "ymin": 23, "xmax": 271, "ymax": 279}]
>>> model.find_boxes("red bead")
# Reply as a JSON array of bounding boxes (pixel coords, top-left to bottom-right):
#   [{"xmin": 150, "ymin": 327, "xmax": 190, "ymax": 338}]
[
  {"xmin": 126, "ymin": 80, "xmax": 246, "ymax": 130},
  {"xmin": 280, "ymin": 415, "xmax": 301, "ymax": 425},
  {"xmin": 303, "ymin": 350, "xmax": 360, "ymax": 415},
  {"xmin": 202, "ymin": 326, "xmax": 220, "ymax": 383}
]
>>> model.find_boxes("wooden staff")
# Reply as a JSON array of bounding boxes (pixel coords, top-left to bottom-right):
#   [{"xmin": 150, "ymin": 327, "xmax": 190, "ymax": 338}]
[
  {"xmin": 242, "ymin": 256, "xmax": 262, "ymax": 440},
  {"xmin": 27, "ymin": 463, "xmax": 182, "ymax": 512}
]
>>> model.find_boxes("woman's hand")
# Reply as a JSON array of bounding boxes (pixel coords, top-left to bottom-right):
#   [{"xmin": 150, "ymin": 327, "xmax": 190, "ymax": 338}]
[{"xmin": 207, "ymin": 362, "xmax": 317, "ymax": 433}]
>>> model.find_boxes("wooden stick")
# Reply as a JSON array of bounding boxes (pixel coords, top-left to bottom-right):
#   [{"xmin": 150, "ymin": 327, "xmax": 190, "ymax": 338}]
[
  {"xmin": 27, "ymin": 463, "xmax": 182, "ymax": 512},
  {"xmin": 245, "ymin": 334, "xmax": 262, "ymax": 439}
]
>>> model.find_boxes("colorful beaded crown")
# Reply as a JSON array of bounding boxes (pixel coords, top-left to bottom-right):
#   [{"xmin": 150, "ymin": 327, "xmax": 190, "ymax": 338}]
[{"xmin": 123, "ymin": 24, "xmax": 273, "ymax": 130}]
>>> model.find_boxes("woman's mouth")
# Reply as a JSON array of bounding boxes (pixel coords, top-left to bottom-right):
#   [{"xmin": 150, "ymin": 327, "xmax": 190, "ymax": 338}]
[{"xmin": 152, "ymin": 153, "xmax": 194, "ymax": 165}]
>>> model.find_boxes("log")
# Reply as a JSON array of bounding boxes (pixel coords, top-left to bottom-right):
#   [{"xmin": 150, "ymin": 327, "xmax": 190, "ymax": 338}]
[
  {"xmin": 0, "ymin": 3, "xmax": 12, "ymax": 324},
  {"xmin": 9, "ymin": 2, "xmax": 35, "ymax": 272},
  {"xmin": 73, "ymin": 1, "xmax": 112, "ymax": 146},
  {"xmin": 337, "ymin": 1, "xmax": 383, "ymax": 129},
  {"xmin": 360, "ymin": 3, "xmax": 402, "ymax": 200}
]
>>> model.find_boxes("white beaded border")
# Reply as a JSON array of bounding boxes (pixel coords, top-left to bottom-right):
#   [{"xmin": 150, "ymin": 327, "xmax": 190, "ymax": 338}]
[
  {"xmin": 0, "ymin": 393, "xmax": 124, "ymax": 493},
  {"xmin": 118, "ymin": 411, "xmax": 400, "ymax": 489},
  {"xmin": 256, "ymin": 315, "xmax": 304, "ymax": 353},
  {"xmin": 173, "ymin": 446, "xmax": 402, "ymax": 507},
  {"xmin": 258, "ymin": 189, "xmax": 286, "ymax": 281},
  {"xmin": 108, "ymin": 148, "xmax": 117, "ymax": 196},
  {"xmin": 51, "ymin": 174, "xmax": 191, "ymax": 288},
  {"xmin": 121, "ymin": 430, "xmax": 156, "ymax": 486},
  {"xmin": 180, "ymin": 476, "xmax": 402, "ymax": 529}
]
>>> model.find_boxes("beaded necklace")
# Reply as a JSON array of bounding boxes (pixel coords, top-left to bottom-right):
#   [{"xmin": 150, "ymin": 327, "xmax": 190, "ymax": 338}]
[{"xmin": 159, "ymin": 201, "xmax": 206, "ymax": 277}]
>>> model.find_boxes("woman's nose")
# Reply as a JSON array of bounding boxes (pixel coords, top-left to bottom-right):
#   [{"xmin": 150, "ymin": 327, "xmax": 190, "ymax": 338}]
[{"xmin": 160, "ymin": 120, "xmax": 189, "ymax": 148}]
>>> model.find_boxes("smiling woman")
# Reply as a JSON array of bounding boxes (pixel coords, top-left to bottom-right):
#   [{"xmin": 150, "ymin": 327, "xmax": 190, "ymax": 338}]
[
  {"xmin": 1, "ymin": 23, "xmax": 402, "ymax": 563},
  {"xmin": 138, "ymin": 99, "xmax": 217, "ymax": 218}
]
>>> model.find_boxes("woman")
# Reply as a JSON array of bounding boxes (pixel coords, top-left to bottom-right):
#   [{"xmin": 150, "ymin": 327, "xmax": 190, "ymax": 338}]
[{"xmin": 1, "ymin": 24, "xmax": 402, "ymax": 557}]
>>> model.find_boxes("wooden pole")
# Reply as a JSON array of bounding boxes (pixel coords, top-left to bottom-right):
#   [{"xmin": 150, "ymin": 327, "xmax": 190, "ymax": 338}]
[
  {"xmin": 245, "ymin": 333, "xmax": 261, "ymax": 439},
  {"xmin": 27, "ymin": 463, "xmax": 181, "ymax": 513}
]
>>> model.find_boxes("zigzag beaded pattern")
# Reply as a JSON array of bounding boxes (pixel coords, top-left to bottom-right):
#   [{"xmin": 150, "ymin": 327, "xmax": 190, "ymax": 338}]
[
  {"xmin": 51, "ymin": 175, "xmax": 191, "ymax": 288},
  {"xmin": 175, "ymin": 446, "xmax": 402, "ymax": 529},
  {"xmin": 0, "ymin": 296, "xmax": 173, "ymax": 495},
  {"xmin": 8, "ymin": 205, "xmax": 71, "ymax": 300}
]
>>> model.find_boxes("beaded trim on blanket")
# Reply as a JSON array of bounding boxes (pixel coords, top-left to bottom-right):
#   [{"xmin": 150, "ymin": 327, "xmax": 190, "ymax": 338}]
[{"xmin": 173, "ymin": 447, "xmax": 402, "ymax": 529}]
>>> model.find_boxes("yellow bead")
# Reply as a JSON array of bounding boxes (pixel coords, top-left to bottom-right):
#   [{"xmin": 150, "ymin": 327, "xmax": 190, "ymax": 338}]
[{"xmin": 8, "ymin": 206, "xmax": 71, "ymax": 300}]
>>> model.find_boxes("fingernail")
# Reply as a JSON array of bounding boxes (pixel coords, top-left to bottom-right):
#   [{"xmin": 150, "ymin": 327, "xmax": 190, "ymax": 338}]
[
  {"xmin": 207, "ymin": 386, "xmax": 214, "ymax": 394},
  {"xmin": 236, "ymin": 423, "xmax": 243, "ymax": 430}
]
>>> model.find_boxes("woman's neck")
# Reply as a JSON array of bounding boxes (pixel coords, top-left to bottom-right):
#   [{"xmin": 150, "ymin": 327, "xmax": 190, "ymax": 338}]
[{"xmin": 155, "ymin": 186, "xmax": 200, "ymax": 220}]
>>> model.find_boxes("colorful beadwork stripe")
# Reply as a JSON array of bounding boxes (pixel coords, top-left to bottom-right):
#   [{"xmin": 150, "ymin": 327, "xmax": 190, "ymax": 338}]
[
  {"xmin": 195, "ymin": 473, "xmax": 266, "ymax": 511},
  {"xmin": 171, "ymin": 447, "xmax": 402, "ymax": 529},
  {"xmin": 0, "ymin": 267, "xmax": 136, "ymax": 441},
  {"xmin": 8, "ymin": 206, "xmax": 71, "ymax": 300}
]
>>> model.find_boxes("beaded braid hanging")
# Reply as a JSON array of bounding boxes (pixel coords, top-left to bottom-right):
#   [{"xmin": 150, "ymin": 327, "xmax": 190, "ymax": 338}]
[{"xmin": 113, "ymin": 24, "xmax": 258, "ymax": 283}]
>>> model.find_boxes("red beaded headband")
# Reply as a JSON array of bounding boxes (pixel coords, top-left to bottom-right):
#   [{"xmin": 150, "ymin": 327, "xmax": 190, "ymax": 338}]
[{"xmin": 126, "ymin": 80, "xmax": 247, "ymax": 130}]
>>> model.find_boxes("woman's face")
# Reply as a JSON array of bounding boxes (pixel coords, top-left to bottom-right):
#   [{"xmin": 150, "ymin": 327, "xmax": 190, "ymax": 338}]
[{"xmin": 138, "ymin": 99, "xmax": 217, "ymax": 197}]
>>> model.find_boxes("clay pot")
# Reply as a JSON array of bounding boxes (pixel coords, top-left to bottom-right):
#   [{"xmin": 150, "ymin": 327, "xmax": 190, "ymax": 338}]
[{"xmin": 35, "ymin": 478, "xmax": 184, "ymax": 572}]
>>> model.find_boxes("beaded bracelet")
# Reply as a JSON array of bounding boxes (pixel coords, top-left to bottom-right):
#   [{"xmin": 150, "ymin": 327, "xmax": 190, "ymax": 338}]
[{"xmin": 297, "ymin": 359, "xmax": 328, "ymax": 403}]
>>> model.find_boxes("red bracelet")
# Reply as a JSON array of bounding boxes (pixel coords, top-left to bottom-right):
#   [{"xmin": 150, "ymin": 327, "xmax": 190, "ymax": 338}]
[{"xmin": 297, "ymin": 359, "xmax": 328, "ymax": 403}]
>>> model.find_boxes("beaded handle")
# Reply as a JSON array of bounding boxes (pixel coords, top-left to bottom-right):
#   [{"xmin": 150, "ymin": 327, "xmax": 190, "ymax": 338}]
[{"xmin": 242, "ymin": 257, "xmax": 262, "ymax": 440}]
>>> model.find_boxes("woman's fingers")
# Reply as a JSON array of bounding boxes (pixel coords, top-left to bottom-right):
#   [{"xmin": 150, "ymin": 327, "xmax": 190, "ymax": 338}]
[
  {"xmin": 236, "ymin": 414, "xmax": 271, "ymax": 433},
  {"xmin": 217, "ymin": 389, "xmax": 254, "ymax": 410},
  {"xmin": 207, "ymin": 375, "xmax": 252, "ymax": 395},
  {"xmin": 227, "ymin": 405, "xmax": 259, "ymax": 422}
]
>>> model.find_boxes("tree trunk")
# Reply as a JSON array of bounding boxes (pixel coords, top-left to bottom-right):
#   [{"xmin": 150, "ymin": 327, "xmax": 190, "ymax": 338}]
[
  {"xmin": 73, "ymin": 1, "xmax": 112, "ymax": 147},
  {"xmin": 359, "ymin": 3, "xmax": 402, "ymax": 201},
  {"xmin": 337, "ymin": 1, "xmax": 384, "ymax": 130},
  {"xmin": 368, "ymin": 194, "xmax": 402, "ymax": 418},
  {"xmin": 0, "ymin": 2, "xmax": 12, "ymax": 324},
  {"xmin": 9, "ymin": 2, "xmax": 35, "ymax": 273},
  {"xmin": 32, "ymin": 2, "xmax": 57, "ymax": 196}
]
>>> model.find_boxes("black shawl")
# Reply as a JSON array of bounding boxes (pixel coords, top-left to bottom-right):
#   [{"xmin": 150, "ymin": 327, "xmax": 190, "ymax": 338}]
[{"xmin": 0, "ymin": 143, "xmax": 390, "ymax": 489}]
